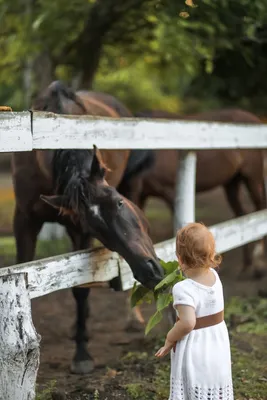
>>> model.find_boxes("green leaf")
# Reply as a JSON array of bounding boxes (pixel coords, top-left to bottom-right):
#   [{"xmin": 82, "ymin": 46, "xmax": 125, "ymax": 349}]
[
  {"xmin": 155, "ymin": 269, "xmax": 178, "ymax": 291},
  {"xmin": 130, "ymin": 284, "xmax": 151, "ymax": 308},
  {"xmin": 142, "ymin": 290, "xmax": 155, "ymax": 304},
  {"xmin": 32, "ymin": 13, "xmax": 46, "ymax": 32},
  {"xmin": 160, "ymin": 260, "xmax": 179, "ymax": 275},
  {"xmin": 145, "ymin": 311, "xmax": 163, "ymax": 335},
  {"xmin": 205, "ymin": 58, "xmax": 213, "ymax": 74},
  {"xmin": 156, "ymin": 293, "xmax": 173, "ymax": 312}
]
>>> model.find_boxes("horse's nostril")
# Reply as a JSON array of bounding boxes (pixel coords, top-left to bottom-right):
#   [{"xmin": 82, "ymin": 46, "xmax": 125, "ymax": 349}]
[{"xmin": 147, "ymin": 259, "xmax": 164, "ymax": 278}]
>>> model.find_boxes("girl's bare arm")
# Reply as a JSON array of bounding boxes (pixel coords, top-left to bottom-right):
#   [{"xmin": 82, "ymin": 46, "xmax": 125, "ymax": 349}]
[
  {"xmin": 167, "ymin": 305, "xmax": 196, "ymax": 342},
  {"xmin": 155, "ymin": 305, "xmax": 196, "ymax": 358}
]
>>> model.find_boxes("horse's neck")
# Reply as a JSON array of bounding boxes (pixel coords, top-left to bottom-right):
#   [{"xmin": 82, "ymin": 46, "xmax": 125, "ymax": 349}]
[{"xmin": 76, "ymin": 92, "xmax": 119, "ymax": 118}]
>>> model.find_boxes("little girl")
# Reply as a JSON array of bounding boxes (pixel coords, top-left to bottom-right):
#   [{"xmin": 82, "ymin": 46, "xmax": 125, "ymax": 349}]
[{"xmin": 155, "ymin": 222, "xmax": 234, "ymax": 400}]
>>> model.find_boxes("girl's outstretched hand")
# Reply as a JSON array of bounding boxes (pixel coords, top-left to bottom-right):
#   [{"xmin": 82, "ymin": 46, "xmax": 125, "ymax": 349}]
[{"xmin": 155, "ymin": 339, "xmax": 174, "ymax": 358}]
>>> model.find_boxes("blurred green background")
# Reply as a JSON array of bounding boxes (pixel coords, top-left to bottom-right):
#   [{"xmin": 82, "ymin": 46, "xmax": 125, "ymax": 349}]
[
  {"xmin": 1, "ymin": 2, "xmax": 267, "ymax": 398},
  {"xmin": 1, "ymin": 0, "xmax": 267, "ymax": 116}
]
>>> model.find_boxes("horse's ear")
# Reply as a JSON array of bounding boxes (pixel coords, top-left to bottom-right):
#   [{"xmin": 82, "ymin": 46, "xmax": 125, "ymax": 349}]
[
  {"xmin": 90, "ymin": 145, "xmax": 111, "ymax": 181},
  {"xmin": 40, "ymin": 195, "xmax": 74, "ymax": 216}
]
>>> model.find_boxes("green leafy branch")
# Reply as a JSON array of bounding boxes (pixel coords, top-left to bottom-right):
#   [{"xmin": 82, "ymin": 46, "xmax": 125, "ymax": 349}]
[{"xmin": 130, "ymin": 260, "xmax": 185, "ymax": 335}]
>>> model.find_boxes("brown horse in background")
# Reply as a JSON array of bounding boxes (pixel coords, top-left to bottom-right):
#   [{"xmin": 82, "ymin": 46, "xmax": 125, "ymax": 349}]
[
  {"xmin": 130, "ymin": 108, "xmax": 267, "ymax": 275},
  {"xmin": 121, "ymin": 108, "xmax": 267, "ymax": 333},
  {"xmin": 11, "ymin": 81, "xmax": 163, "ymax": 374}
]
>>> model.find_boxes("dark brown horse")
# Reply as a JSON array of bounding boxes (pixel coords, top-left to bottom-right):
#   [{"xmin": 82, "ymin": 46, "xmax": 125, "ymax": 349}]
[
  {"xmin": 11, "ymin": 81, "xmax": 163, "ymax": 374},
  {"xmin": 130, "ymin": 108, "xmax": 267, "ymax": 274}
]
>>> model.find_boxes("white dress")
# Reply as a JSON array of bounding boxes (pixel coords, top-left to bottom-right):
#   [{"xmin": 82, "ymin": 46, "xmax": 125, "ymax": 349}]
[{"xmin": 169, "ymin": 268, "xmax": 234, "ymax": 400}]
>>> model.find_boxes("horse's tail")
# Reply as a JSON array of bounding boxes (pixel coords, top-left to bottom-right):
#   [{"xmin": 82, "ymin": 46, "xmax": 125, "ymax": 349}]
[
  {"xmin": 252, "ymin": 149, "xmax": 267, "ymax": 269},
  {"xmin": 262, "ymin": 150, "xmax": 267, "ymax": 210}
]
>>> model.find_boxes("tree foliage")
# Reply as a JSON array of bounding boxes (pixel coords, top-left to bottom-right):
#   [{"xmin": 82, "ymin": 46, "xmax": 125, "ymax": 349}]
[{"xmin": 0, "ymin": 0, "xmax": 267, "ymax": 112}]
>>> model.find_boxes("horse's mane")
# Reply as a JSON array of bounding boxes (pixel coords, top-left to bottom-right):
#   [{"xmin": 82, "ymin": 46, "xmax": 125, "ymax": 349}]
[
  {"xmin": 32, "ymin": 80, "xmax": 87, "ymax": 114},
  {"xmin": 33, "ymin": 81, "xmax": 93, "ymax": 213},
  {"xmin": 53, "ymin": 150, "xmax": 94, "ymax": 214}
]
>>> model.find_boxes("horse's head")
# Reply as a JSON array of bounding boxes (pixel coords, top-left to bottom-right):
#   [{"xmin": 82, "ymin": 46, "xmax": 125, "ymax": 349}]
[{"xmin": 41, "ymin": 146, "xmax": 164, "ymax": 289}]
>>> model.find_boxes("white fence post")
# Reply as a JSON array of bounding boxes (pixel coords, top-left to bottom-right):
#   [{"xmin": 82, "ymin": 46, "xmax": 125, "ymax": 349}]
[
  {"xmin": 39, "ymin": 222, "xmax": 66, "ymax": 241},
  {"xmin": 174, "ymin": 150, "xmax": 197, "ymax": 233},
  {"xmin": 170, "ymin": 150, "xmax": 197, "ymax": 324},
  {"xmin": 0, "ymin": 273, "xmax": 40, "ymax": 400}
]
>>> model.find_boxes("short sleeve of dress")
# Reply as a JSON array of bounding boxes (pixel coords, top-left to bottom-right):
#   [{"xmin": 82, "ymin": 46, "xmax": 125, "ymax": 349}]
[{"xmin": 172, "ymin": 282, "xmax": 196, "ymax": 309}]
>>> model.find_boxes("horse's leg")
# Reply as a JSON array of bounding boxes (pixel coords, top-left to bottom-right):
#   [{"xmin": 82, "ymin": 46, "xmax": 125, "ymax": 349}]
[
  {"xmin": 13, "ymin": 206, "xmax": 43, "ymax": 263},
  {"xmin": 164, "ymin": 188, "xmax": 175, "ymax": 215},
  {"xmin": 125, "ymin": 294, "xmax": 176, "ymax": 332},
  {"xmin": 124, "ymin": 293, "xmax": 146, "ymax": 333},
  {"xmin": 65, "ymin": 227, "xmax": 93, "ymax": 374},
  {"xmin": 223, "ymin": 175, "xmax": 252, "ymax": 271},
  {"xmin": 71, "ymin": 285, "xmax": 92, "ymax": 374},
  {"xmin": 243, "ymin": 177, "xmax": 267, "ymax": 277}
]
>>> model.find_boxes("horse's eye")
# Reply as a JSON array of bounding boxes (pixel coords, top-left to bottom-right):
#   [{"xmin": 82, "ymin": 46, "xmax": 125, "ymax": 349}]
[{"xmin": 118, "ymin": 199, "xmax": 124, "ymax": 209}]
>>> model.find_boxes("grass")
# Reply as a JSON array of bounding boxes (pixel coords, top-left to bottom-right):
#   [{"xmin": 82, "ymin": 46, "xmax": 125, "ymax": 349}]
[
  {"xmin": 119, "ymin": 297, "xmax": 267, "ymax": 400},
  {"xmin": 35, "ymin": 381, "xmax": 57, "ymax": 400},
  {"xmin": 0, "ymin": 235, "xmax": 71, "ymax": 267},
  {"xmin": 41, "ymin": 298, "xmax": 266, "ymax": 400},
  {"xmin": 1, "ymin": 182, "xmax": 267, "ymax": 399}
]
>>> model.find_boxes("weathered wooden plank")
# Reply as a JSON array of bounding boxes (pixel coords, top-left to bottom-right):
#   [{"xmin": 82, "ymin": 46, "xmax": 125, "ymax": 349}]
[
  {"xmin": 32, "ymin": 111, "xmax": 267, "ymax": 150},
  {"xmin": 120, "ymin": 209, "xmax": 267, "ymax": 291},
  {"xmin": 1, "ymin": 210, "xmax": 267, "ymax": 297},
  {"xmin": 0, "ymin": 111, "xmax": 267, "ymax": 151},
  {"xmin": 38, "ymin": 222, "xmax": 66, "ymax": 240},
  {"xmin": 210, "ymin": 211, "xmax": 267, "ymax": 253},
  {"xmin": 0, "ymin": 112, "xmax": 32, "ymax": 152},
  {"xmin": 0, "ymin": 273, "xmax": 40, "ymax": 399},
  {"xmin": 0, "ymin": 248, "xmax": 120, "ymax": 299}
]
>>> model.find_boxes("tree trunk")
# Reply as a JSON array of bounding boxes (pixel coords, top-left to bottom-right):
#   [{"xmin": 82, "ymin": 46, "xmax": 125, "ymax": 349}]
[
  {"xmin": 0, "ymin": 273, "xmax": 40, "ymax": 400},
  {"xmin": 74, "ymin": 0, "xmax": 115, "ymax": 89},
  {"xmin": 79, "ymin": 35, "xmax": 104, "ymax": 89},
  {"xmin": 23, "ymin": 59, "xmax": 33, "ymax": 108},
  {"xmin": 32, "ymin": 51, "xmax": 55, "ymax": 97}
]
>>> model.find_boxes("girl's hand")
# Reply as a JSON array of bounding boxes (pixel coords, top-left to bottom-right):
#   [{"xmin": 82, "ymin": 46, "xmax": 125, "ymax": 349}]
[{"xmin": 155, "ymin": 339, "xmax": 174, "ymax": 358}]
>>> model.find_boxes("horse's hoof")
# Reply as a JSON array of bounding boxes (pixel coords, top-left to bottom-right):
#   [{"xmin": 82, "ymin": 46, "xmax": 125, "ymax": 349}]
[
  {"xmin": 253, "ymin": 261, "xmax": 267, "ymax": 280},
  {"xmin": 124, "ymin": 319, "xmax": 145, "ymax": 333},
  {"xmin": 70, "ymin": 358, "xmax": 94, "ymax": 374},
  {"xmin": 238, "ymin": 265, "xmax": 254, "ymax": 280},
  {"xmin": 253, "ymin": 269, "xmax": 267, "ymax": 280},
  {"xmin": 51, "ymin": 390, "xmax": 67, "ymax": 400},
  {"xmin": 258, "ymin": 288, "xmax": 267, "ymax": 298}
]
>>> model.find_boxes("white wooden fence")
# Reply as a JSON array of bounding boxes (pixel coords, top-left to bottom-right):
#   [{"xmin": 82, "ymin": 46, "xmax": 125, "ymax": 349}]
[{"xmin": 1, "ymin": 110, "xmax": 267, "ymax": 399}]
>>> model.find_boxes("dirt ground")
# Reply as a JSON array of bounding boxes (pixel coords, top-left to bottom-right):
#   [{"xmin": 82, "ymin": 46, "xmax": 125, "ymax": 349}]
[{"xmin": 1, "ymin": 172, "xmax": 267, "ymax": 399}]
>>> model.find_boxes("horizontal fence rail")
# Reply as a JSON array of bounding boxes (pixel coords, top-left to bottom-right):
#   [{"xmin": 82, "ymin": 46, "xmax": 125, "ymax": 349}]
[
  {"xmin": 1, "ymin": 209, "xmax": 266, "ymax": 296},
  {"xmin": 2, "ymin": 111, "xmax": 267, "ymax": 151},
  {"xmin": 1, "ymin": 109, "xmax": 267, "ymax": 399}
]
